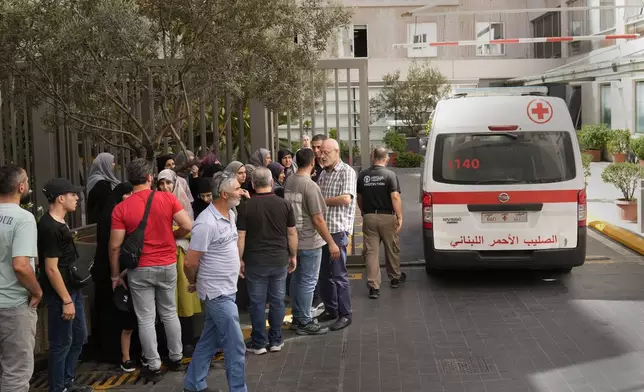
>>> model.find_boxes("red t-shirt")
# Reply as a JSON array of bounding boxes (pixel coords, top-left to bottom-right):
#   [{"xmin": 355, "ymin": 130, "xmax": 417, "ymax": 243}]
[{"xmin": 112, "ymin": 189, "xmax": 183, "ymax": 268}]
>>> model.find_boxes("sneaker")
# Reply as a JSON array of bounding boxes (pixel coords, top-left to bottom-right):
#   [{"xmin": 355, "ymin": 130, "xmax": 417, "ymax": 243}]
[
  {"xmin": 391, "ymin": 272, "xmax": 407, "ymax": 288},
  {"xmin": 246, "ymin": 342, "xmax": 267, "ymax": 355},
  {"xmin": 166, "ymin": 358, "xmax": 184, "ymax": 372},
  {"xmin": 141, "ymin": 366, "xmax": 163, "ymax": 383},
  {"xmin": 67, "ymin": 384, "xmax": 94, "ymax": 392},
  {"xmin": 296, "ymin": 321, "xmax": 329, "ymax": 336},
  {"xmin": 120, "ymin": 360, "xmax": 136, "ymax": 373},
  {"xmin": 289, "ymin": 319, "xmax": 301, "ymax": 331},
  {"xmin": 369, "ymin": 287, "xmax": 380, "ymax": 299},
  {"xmin": 269, "ymin": 341, "xmax": 284, "ymax": 352},
  {"xmin": 140, "ymin": 356, "xmax": 148, "ymax": 367},
  {"xmin": 316, "ymin": 311, "xmax": 338, "ymax": 323}
]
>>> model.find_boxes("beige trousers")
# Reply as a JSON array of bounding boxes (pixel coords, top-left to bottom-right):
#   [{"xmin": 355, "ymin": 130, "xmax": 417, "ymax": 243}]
[{"xmin": 363, "ymin": 213, "xmax": 401, "ymax": 290}]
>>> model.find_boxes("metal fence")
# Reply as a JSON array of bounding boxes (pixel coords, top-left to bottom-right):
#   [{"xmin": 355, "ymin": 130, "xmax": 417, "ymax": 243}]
[{"xmin": 0, "ymin": 58, "xmax": 370, "ymax": 230}]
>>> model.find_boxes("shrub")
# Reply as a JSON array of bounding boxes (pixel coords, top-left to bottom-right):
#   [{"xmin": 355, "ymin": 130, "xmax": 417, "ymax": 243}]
[
  {"xmin": 601, "ymin": 162, "xmax": 644, "ymax": 201},
  {"xmin": 607, "ymin": 129, "xmax": 631, "ymax": 154},
  {"xmin": 383, "ymin": 131, "xmax": 407, "ymax": 153},
  {"xmin": 395, "ymin": 151, "xmax": 424, "ymax": 168},
  {"xmin": 423, "ymin": 119, "xmax": 432, "ymax": 136},
  {"xmin": 577, "ymin": 123, "xmax": 611, "ymax": 150},
  {"xmin": 581, "ymin": 153, "xmax": 592, "ymax": 181},
  {"xmin": 631, "ymin": 137, "xmax": 644, "ymax": 160}
]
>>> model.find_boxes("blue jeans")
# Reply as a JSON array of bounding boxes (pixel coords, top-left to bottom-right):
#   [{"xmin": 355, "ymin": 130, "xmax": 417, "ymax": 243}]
[
  {"xmin": 245, "ymin": 266, "xmax": 288, "ymax": 347},
  {"xmin": 290, "ymin": 248, "xmax": 323, "ymax": 325},
  {"xmin": 46, "ymin": 291, "xmax": 87, "ymax": 392},
  {"xmin": 320, "ymin": 232, "xmax": 351, "ymax": 318},
  {"xmin": 184, "ymin": 294, "xmax": 247, "ymax": 392}
]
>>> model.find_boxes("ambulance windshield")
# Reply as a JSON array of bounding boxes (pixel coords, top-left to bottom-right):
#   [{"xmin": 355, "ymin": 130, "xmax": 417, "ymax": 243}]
[{"xmin": 432, "ymin": 131, "xmax": 576, "ymax": 185}]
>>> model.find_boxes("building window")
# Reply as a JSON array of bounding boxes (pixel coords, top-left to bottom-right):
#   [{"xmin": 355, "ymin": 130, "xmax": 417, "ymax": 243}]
[
  {"xmin": 475, "ymin": 22, "xmax": 504, "ymax": 56},
  {"xmin": 353, "ymin": 25, "xmax": 368, "ymax": 58},
  {"xmin": 407, "ymin": 23, "xmax": 438, "ymax": 58},
  {"xmin": 600, "ymin": 84, "xmax": 612, "ymax": 127},
  {"xmin": 637, "ymin": 82, "xmax": 644, "ymax": 133},
  {"xmin": 600, "ymin": 0, "xmax": 616, "ymax": 31},
  {"xmin": 531, "ymin": 11, "xmax": 562, "ymax": 58}
]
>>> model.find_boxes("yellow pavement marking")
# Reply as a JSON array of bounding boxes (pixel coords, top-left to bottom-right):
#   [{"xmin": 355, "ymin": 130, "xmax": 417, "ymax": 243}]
[{"xmin": 349, "ymin": 273, "xmax": 363, "ymax": 280}]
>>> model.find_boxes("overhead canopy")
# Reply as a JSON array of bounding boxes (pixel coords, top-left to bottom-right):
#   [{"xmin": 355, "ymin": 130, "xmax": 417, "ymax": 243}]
[{"xmin": 509, "ymin": 55, "xmax": 644, "ymax": 85}]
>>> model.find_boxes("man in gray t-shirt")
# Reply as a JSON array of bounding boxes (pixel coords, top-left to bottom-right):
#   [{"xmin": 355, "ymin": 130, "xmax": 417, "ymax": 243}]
[
  {"xmin": 0, "ymin": 165, "xmax": 42, "ymax": 392},
  {"xmin": 284, "ymin": 149, "xmax": 339, "ymax": 335}
]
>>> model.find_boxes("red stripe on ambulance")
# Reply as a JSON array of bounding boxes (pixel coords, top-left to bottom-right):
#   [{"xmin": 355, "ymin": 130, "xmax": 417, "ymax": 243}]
[{"xmin": 431, "ymin": 190, "xmax": 580, "ymax": 205}]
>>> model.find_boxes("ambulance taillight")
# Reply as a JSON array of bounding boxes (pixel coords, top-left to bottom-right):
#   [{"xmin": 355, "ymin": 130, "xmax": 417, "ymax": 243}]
[{"xmin": 422, "ymin": 192, "xmax": 433, "ymax": 229}]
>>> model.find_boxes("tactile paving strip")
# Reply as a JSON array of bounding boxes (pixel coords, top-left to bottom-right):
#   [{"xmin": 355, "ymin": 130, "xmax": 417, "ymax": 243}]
[{"xmin": 29, "ymin": 353, "xmax": 224, "ymax": 391}]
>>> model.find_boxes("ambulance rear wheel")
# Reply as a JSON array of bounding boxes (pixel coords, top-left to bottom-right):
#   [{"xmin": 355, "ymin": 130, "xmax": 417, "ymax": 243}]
[{"xmin": 551, "ymin": 267, "xmax": 573, "ymax": 274}]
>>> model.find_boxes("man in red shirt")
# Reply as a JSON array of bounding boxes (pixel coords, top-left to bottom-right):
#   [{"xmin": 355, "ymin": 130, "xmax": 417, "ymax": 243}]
[{"xmin": 108, "ymin": 159, "xmax": 192, "ymax": 382}]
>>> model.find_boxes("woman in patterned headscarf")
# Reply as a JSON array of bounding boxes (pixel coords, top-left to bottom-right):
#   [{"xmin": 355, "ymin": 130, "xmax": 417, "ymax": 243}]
[{"xmin": 156, "ymin": 169, "xmax": 201, "ymax": 354}]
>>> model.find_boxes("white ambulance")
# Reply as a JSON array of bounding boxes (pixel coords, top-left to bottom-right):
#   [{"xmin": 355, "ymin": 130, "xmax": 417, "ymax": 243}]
[{"xmin": 421, "ymin": 87, "xmax": 587, "ymax": 274}]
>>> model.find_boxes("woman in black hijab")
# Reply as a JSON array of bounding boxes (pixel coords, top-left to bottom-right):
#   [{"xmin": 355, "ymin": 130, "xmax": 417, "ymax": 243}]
[{"xmin": 90, "ymin": 182, "xmax": 140, "ymax": 371}]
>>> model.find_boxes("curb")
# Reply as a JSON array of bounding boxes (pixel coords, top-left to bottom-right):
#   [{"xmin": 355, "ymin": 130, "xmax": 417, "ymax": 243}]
[{"xmin": 587, "ymin": 215, "xmax": 644, "ymax": 255}]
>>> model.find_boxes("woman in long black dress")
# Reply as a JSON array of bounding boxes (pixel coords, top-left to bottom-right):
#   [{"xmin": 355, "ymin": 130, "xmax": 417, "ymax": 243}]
[
  {"xmin": 86, "ymin": 153, "xmax": 121, "ymax": 224},
  {"xmin": 90, "ymin": 182, "xmax": 139, "ymax": 371}
]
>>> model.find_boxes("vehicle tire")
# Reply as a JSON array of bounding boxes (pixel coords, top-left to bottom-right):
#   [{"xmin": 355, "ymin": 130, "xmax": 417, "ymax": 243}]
[{"xmin": 552, "ymin": 267, "xmax": 573, "ymax": 274}]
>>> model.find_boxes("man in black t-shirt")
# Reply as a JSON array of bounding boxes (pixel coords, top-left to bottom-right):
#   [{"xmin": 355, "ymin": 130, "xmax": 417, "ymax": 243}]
[
  {"xmin": 237, "ymin": 167, "xmax": 297, "ymax": 355},
  {"xmin": 37, "ymin": 178, "xmax": 92, "ymax": 392},
  {"xmin": 357, "ymin": 147, "xmax": 406, "ymax": 300}
]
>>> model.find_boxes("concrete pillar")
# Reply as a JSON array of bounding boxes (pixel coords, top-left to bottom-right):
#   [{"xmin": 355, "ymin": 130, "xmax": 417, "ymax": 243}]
[
  {"xmin": 560, "ymin": 0, "xmax": 569, "ymax": 59},
  {"xmin": 249, "ymin": 99, "xmax": 269, "ymax": 153},
  {"xmin": 588, "ymin": 0, "xmax": 601, "ymax": 50}
]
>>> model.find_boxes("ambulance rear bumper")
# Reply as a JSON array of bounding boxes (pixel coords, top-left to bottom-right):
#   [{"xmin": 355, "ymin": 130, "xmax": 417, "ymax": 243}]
[{"xmin": 422, "ymin": 227, "xmax": 587, "ymax": 270}]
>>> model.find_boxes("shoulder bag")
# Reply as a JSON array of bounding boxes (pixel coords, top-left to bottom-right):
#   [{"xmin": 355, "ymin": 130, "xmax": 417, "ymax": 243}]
[
  {"xmin": 65, "ymin": 240, "xmax": 94, "ymax": 289},
  {"xmin": 119, "ymin": 191, "xmax": 156, "ymax": 270}
]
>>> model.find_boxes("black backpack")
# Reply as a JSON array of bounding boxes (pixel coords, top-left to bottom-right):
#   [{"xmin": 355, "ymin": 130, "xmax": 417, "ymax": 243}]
[{"xmin": 119, "ymin": 191, "xmax": 155, "ymax": 270}]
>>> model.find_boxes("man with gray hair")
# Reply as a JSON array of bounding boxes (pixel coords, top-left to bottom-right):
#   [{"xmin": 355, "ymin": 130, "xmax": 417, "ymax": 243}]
[
  {"xmin": 237, "ymin": 167, "xmax": 297, "ymax": 354},
  {"xmin": 183, "ymin": 172, "xmax": 247, "ymax": 392}
]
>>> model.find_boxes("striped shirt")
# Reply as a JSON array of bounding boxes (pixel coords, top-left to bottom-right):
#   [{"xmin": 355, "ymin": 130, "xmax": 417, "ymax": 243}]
[{"xmin": 318, "ymin": 160, "xmax": 357, "ymax": 234}]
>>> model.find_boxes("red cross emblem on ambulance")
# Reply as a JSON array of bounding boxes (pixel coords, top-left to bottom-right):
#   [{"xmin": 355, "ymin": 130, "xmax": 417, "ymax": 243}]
[{"xmin": 527, "ymin": 99, "xmax": 553, "ymax": 124}]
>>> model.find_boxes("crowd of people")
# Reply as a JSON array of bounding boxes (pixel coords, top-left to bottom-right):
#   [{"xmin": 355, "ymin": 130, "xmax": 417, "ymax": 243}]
[{"xmin": 0, "ymin": 132, "xmax": 406, "ymax": 392}]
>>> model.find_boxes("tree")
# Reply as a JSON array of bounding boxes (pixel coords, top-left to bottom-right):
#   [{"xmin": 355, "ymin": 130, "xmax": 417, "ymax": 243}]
[
  {"xmin": 370, "ymin": 61, "xmax": 450, "ymax": 136},
  {"xmin": 0, "ymin": 0, "xmax": 351, "ymax": 159}
]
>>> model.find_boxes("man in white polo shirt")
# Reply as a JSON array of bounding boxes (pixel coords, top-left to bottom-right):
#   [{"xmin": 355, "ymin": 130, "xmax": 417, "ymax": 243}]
[{"xmin": 182, "ymin": 172, "xmax": 247, "ymax": 392}]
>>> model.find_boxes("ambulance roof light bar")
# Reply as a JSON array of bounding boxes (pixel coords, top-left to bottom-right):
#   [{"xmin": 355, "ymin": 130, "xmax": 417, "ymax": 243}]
[{"xmin": 450, "ymin": 87, "xmax": 548, "ymax": 98}]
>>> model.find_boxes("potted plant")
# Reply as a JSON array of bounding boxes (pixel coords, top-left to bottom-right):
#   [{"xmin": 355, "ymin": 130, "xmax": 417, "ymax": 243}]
[
  {"xmin": 600, "ymin": 162, "xmax": 644, "ymax": 222},
  {"xmin": 383, "ymin": 130, "xmax": 407, "ymax": 166},
  {"xmin": 632, "ymin": 137, "xmax": 644, "ymax": 166},
  {"xmin": 607, "ymin": 129, "xmax": 631, "ymax": 163},
  {"xmin": 577, "ymin": 124, "xmax": 610, "ymax": 162}
]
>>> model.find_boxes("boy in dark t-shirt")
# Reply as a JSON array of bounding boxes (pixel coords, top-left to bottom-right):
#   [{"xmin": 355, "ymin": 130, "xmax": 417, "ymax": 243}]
[{"xmin": 38, "ymin": 178, "xmax": 93, "ymax": 392}]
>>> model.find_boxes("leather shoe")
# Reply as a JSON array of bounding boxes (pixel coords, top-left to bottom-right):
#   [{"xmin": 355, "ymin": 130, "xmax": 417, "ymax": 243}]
[{"xmin": 330, "ymin": 316, "xmax": 352, "ymax": 331}]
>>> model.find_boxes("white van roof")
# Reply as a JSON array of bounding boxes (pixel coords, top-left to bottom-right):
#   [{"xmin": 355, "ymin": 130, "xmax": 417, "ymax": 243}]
[
  {"xmin": 450, "ymin": 86, "xmax": 548, "ymax": 97},
  {"xmin": 433, "ymin": 95, "xmax": 573, "ymax": 132}
]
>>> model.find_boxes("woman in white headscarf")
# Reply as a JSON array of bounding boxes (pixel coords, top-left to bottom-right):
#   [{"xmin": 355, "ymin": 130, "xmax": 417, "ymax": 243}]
[
  {"xmin": 156, "ymin": 169, "xmax": 201, "ymax": 354},
  {"xmin": 86, "ymin": 152, "xmax": 121, "ymax": 224}
]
